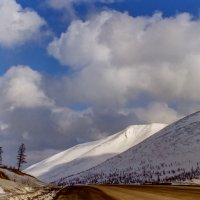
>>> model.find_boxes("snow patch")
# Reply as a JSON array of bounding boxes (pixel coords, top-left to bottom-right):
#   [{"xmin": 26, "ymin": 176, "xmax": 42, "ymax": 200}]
[{"xmin": 0, "ymin": 186, "xmax": 5, "ymax": 194}]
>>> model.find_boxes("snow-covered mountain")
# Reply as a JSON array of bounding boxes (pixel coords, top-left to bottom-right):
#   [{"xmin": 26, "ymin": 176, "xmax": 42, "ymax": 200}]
[
  {"xmin": 25, "ymin": 123, "xmax": 166, "ymax": 183},
  {"xmin": 59, "ymin": 111, "xmax": 200, "ymax": 185}
]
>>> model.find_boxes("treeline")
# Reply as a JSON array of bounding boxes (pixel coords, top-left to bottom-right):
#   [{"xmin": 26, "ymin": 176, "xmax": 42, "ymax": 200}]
[
  {"xmin": 56, "ymin": 161, "xmax": 200, "ymax": 186},
  {"xmin": 0, "ymin": 143, "xmax": 27, "ymax": 171}
]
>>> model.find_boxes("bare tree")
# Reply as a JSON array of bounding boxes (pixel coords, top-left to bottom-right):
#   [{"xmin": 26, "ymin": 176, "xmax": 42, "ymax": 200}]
[
  {"xmin": 0, "ymin": 147, "xmax": 3, "ymax": 166},
  {"xmin": 17, "ymin": 144, "xmax": 27, "ymax": 170}
]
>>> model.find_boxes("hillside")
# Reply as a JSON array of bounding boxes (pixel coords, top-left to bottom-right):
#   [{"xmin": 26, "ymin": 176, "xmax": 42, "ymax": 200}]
[
  {"xmin": 25, "ymin": 123, "xmax": 166, "ymax": 183},
  {"xmin": 0, "ymin": 167, "xmax": 59, "ymax": 199},
  {"xmin": 57, "ymin": 111, "xmax": 200, "ymax": 185}
]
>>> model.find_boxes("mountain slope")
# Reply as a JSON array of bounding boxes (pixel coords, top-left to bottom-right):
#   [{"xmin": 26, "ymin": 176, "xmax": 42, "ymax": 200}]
[
  {"xmin": 25, "ymin": 123, "xmax": 166, "ymax": 183},
  {"xmin": 0, "ymin": 167, "xmax": 59, "ymax": 199},
  {"xmin": 0, "ymin": 167, "xmax": 44, "ymax": 197},
  {"xmin": 59, "ymin": 111, "xmax": 200, "ymax": 185}
]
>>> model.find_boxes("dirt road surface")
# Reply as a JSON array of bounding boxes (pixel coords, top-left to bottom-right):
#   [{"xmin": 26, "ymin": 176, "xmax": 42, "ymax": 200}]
[{"xmin": 54, "ymin": 185, "xmax": 200, "ymax": 200}]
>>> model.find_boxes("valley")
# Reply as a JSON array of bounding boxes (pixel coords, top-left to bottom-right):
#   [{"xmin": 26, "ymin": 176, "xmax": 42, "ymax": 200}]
[
  {"xmin": 1, "ymin": 112, "xmax": 200, "ymax": 199},
  {"xmin": 1, "ymin": 0, "xmax": 200, "ymax": 199}
]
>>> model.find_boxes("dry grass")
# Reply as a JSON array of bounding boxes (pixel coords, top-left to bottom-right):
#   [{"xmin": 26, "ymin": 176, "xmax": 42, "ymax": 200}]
[
  {"xmin": 0, "ymin": 171, "xmax": 9, "ymax": 180},
  {"xmin": 9, "ymin": 168, "xmax": 35, "ymax": 178}
]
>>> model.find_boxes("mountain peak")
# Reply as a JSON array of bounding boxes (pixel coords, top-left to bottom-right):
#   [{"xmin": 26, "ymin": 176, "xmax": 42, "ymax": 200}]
[
  {"xmin": 25, "ymin": 123, "xmax": 167, "ymax": 183},
  {"xmin": 59, "ymin": 111, "xmax": 200, "ymax": 185}
]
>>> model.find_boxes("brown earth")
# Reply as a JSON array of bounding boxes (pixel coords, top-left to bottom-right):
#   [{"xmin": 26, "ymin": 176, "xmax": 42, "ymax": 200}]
[
  {"xmin": 54, "ymin": 186, "xmax": 117, "ymax": 200},
  {"xmin": 54, "ymin": 185, "xmax": 200, "ymax": 200},
  {"xmin": 0, "ymin": 171, "xmax": 9, "ymax": 180}
]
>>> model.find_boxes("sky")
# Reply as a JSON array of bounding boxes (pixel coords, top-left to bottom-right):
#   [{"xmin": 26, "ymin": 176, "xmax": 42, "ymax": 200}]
[{"xmin": 1, "ymin": 0, "xmax": 200, "ymax": 167}]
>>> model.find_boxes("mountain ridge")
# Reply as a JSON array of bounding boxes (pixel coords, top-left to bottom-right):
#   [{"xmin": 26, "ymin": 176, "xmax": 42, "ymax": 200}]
[
  {"xmin": 59, "ymin": 111, "xmax": 200, "ymax": 185},
  {"xmin": 25, "ymin": 123, "xmax": 167, "ymax": 183}
]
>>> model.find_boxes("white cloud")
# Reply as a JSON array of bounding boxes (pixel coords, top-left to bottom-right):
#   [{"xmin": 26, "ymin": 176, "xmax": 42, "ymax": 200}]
[
  {"xmin": 48, "ymin": 10, "xmax": 200, "ymax": 107},
  {"xmin": 134, "ymin": 102, "xmax": 182, "ymax": 124},
  {"xmin": 0, "ymin": 0, "xmax": 46, "ymax": 47},
  {"xmin": 0, "ymin": 66, "xmax": 54, "ymax": 109},
  {"xmin": 48, "ymin": 11, "xmax": 111, "ymax": 68}
]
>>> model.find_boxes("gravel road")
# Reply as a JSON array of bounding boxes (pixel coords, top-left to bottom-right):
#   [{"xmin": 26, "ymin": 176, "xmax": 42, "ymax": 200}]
[{"xmin": 54, "ymin": 185, "xmax": 200, "ymax": 200}]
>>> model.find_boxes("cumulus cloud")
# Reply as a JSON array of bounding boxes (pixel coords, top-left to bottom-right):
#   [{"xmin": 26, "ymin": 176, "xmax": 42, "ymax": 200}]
[
  {"xmin": 134, "ymin": 102, "xmax": 182, "ymax": 124},
  {"xmin": 0, "ymin": 0, "xmax": 46, "ymax": 47},
  {"xmin": 48, "ymin": 10, "xmax": 200, "ymax": 108},
  {"xmin": 0, "ymin": 66, "xmax": 53, "ymax": 109},
  {"xmin": 48, "ymin": 11, "xmax": 111, "ymax": 68}
]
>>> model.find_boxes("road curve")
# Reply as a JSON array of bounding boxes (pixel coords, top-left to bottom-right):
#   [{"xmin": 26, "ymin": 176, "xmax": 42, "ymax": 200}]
[{"xmin": 54, "ymin": 185, "xmax": 200, "ymax": 200}]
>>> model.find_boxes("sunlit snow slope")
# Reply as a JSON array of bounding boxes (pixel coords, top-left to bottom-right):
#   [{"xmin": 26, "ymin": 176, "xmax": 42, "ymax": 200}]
[
  {"xmin": 62, "ymin": 111, "xmax": 200, "ymax": 185},
  {"xmin": 25, "ymin": 123, "xmax": 166, "ymax": 183}
]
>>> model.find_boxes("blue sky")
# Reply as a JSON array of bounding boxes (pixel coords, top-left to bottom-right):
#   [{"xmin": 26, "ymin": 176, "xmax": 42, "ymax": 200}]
[
  {"xmin": 1, "ymin": 0, "xmax": 200, "ymax": 75},
  {"xmin": 1, "ymin": 0, "xmax": 200, "ymax": 166}
]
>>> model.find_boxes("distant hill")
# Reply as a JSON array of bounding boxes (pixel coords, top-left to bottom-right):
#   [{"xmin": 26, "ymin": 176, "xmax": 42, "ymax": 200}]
[
  {"xmin": 25, "ymin": 123, "xmax": 166, "ymax": 183},
  {"xmin": 59, "ymin": 112, "xmax": 200, "ymax": 185}
]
